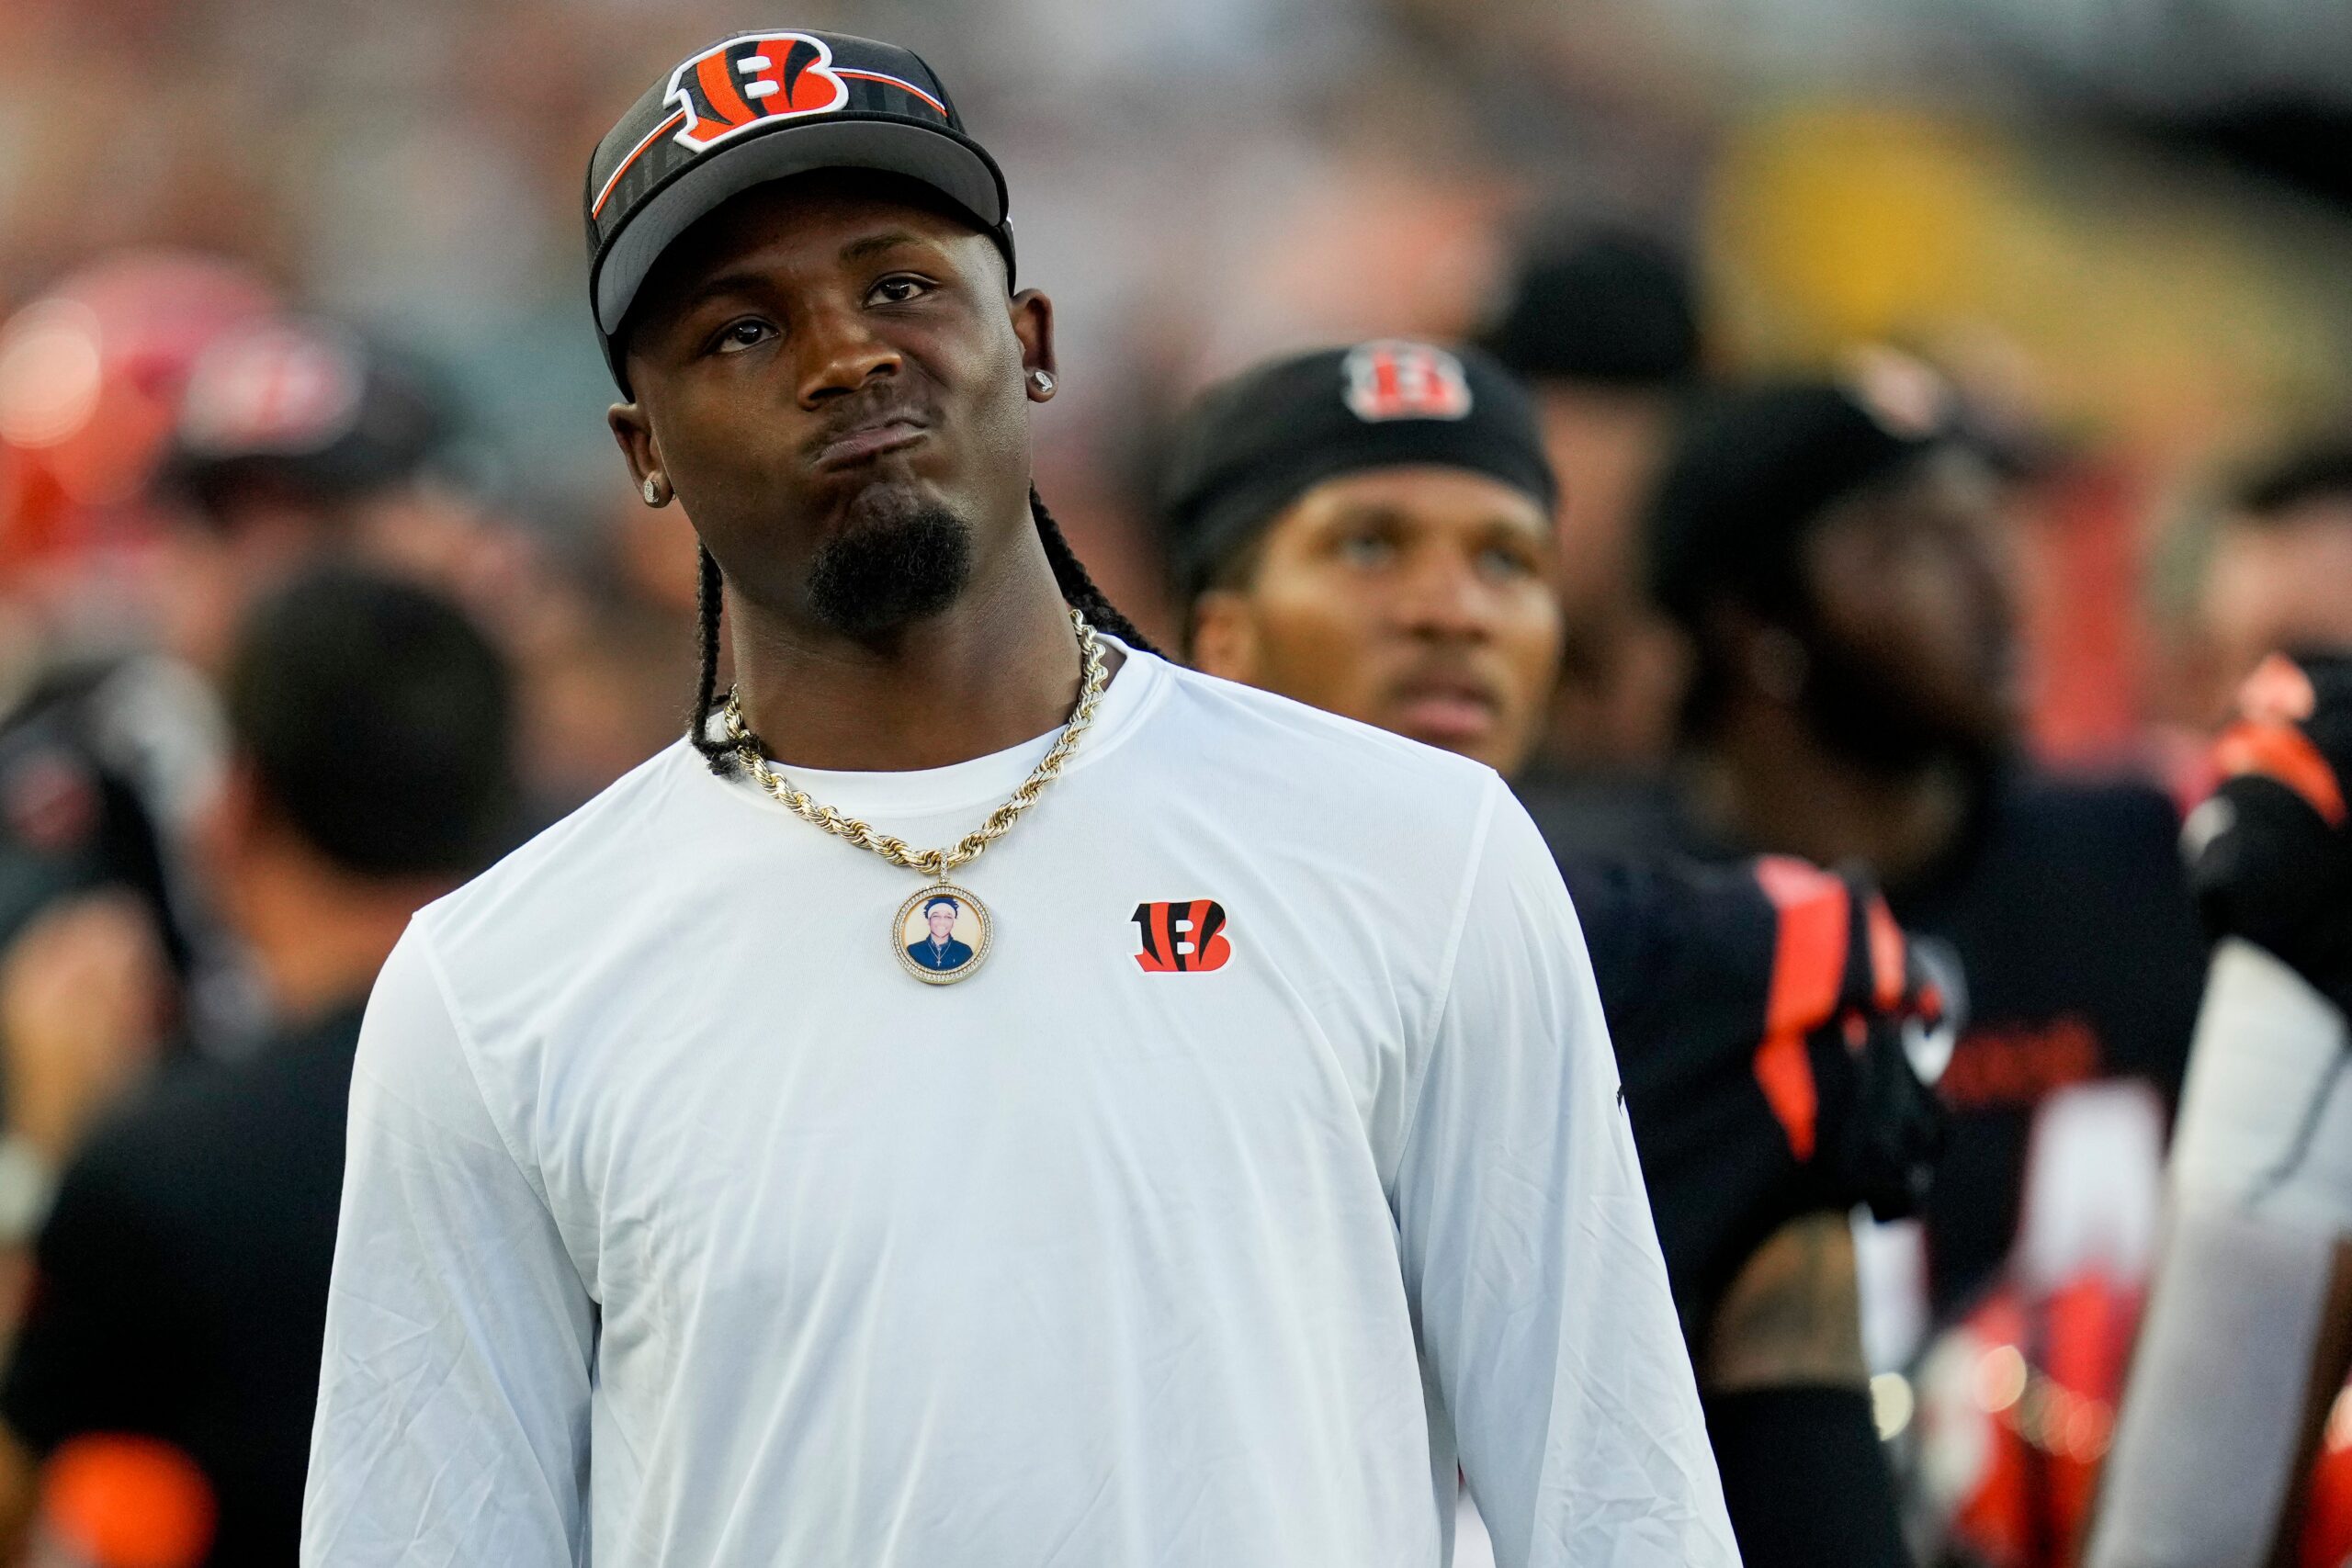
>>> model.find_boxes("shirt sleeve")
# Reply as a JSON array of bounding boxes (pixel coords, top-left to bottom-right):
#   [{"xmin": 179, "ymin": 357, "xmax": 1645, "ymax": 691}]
[
  {"xmin": 1395, "ymin": 784, "xmax": 1739, "ymax": 1568},
  {"xmin": 301, "ymin": 922, "xmax": 594, "ymax": 1568}
]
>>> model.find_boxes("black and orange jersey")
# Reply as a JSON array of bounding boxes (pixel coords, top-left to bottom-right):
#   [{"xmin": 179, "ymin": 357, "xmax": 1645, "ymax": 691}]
[
  {"xmin": 1891, "ymin": 771, "xmax": 2203, "ymax": 1311},
  {"xmin": 1562, "ymin": 851, "xmax": 1943, "ymax": 1337},
  {"xmin": 1563, "ymin": 852, "xmax": 1811, "ymax": 1335},
  {"xmin": 1531, "ymin": 761, "xmax": 2206, "ymax": 1319}
]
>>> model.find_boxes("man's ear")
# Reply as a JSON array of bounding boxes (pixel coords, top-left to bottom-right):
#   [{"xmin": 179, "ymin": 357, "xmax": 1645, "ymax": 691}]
[
  {"xmin": 190, "ymin": 761, "xmax": 264, "ymax": 897},
  {"xmin": 1011, "ymin": 288, "xmax": 1057, "ymax": 400},
  {"xmin": 608, "ymin": 401, "xmax": 662, "ymax": 491},
  {"xmin": 1188, "ymin": 590, "xmax": 1261, "ymax": 685}
]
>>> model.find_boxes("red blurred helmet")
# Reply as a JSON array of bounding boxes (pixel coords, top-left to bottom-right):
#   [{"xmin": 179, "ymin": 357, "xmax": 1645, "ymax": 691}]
[{"xmin": 0, "ymin": 253, "xmax": 277, "ymax": 574}]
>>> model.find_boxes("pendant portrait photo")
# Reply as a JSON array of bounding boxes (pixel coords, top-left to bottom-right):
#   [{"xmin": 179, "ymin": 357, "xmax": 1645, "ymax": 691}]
[{"xmin": 895, "ymin": 886, "xmax": 991, "ymax": 984}]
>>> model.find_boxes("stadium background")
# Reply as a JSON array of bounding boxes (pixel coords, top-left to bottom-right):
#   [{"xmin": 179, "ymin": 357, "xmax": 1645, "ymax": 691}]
[
  {"xmin": 5, "ymin": 0, "xmax": 2352, "ymax": 1562},
  {"xmin": 12, "ymin": 0, "xmax": 2352, "ymax": 763}
]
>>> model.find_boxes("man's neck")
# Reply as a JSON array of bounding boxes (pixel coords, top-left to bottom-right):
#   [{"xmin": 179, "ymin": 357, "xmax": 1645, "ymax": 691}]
[
  {"xmin": 1686, "ymin": 701, "xmax": 1973, "ymax": 886},
  {"xmin": 731, "ymin": 535, "xmax": 1119, "ymax": 773}
]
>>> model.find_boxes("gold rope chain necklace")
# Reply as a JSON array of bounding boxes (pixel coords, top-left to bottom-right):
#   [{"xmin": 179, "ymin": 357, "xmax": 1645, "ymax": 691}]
[{"xmin": 722, "ymin": 607, "xmax": 1107, "ymax": 986}]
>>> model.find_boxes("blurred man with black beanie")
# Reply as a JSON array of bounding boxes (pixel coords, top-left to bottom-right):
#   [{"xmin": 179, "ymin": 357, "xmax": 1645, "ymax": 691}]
[
  {"xmin": 1479, "ymin": 230, "xmax": 1702, "ymax": 786},
  {"xmin": 0, "ymin": 568, "xmax": 519, "ymax": 1565},
  {"xmin": 1644, "ymin": 372, "xmax": 2208, "ymax": 1322}
]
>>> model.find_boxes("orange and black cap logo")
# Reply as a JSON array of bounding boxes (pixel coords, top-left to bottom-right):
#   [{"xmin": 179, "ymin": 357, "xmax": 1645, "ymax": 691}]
[
  {"xmin": 589, "ymin": 32, "xmax": 960, "ymax": 225},
  {"xmin": 671, "ymin": 34, "xmax": 854, "ymax": 152},
  {"xmin": 583, "ymin": 28, "xmax": 1012, "ymax": 382}
]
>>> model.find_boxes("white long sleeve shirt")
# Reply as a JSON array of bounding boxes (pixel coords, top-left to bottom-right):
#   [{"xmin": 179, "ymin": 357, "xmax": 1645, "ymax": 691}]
[{"xmin": 302, "ymin": 646, "xmax": 1735, "ymax": 1567}]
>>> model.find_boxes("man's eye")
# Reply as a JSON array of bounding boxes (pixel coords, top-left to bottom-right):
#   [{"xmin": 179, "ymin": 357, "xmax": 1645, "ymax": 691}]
[
  {"xmin": 712, "ymin": 320, "xmax": 774, "ymax": 355},
  {"xmin": 1477, "ymin": 544, "xmax": 1539, "ymax": 581},
  {"xmin": 1335, "ymin": 533, "xmax": 1397, "ymax": 569},
  {"xmin": 870, "ymin": 276, "xmax": 932, "ymax": 304}
]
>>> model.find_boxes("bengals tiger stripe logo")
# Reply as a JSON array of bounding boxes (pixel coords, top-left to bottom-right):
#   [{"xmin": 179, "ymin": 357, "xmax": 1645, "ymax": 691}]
[
  {"xmin": 589, "ymin": 34, "xmax": 956, "ymax": 223},
  {"xmin": 1342, "ymin": 341, "xmax": 1473, "ymax": 423},
  {"xmin": 666, "ymin": 33, "xmax": 852, "ymax": 152},
  {"xmin": 1132, "ymin": 900, "xmax": 1232, "ymax": 973}
]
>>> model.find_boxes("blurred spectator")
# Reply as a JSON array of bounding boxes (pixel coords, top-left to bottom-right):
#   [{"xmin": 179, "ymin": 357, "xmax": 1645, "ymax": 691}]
[
  {"xmin": 154, "ymin": 317, "xmax": 485, "ymax": 674},
  {"xmin": 153, "ymin": 312, "xmax": 673, "ymax": 817},
  {"xmin": 2191, "ymin": 440, "xmax": 2352, "ymax": 715},
  {"xmin": 0, "ymin": 669, "xmax": 218, "ymax": 1032},
  {"xmin": 514, "ymin": 550, "xmax": 698, "ymax": 812},
  {"xmin": 1641, "ymin": 377, "xmax": 2207, "ymax": 1319},
  {"xmin": 0, "ymin": 567, "xmax": 518, "ymax": 1566},
  {"xmin": 0, "ymin": 293, "xmax": 526, "ymax": 1113},
  {"xmin": 1479, "ymin": 230, "xmax": 1702, "ymax": 781},
  {"xmin": 0, "ymin": 256, "xmax": 277, "ymax": 1121},
  {"xmin": 0, "ymin": 893, "xmax": 172, "ymax": 1345}
]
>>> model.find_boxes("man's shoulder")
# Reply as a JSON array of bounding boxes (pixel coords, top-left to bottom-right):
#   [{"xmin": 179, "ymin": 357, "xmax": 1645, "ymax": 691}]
[
  {"xmin": 1111, "ymin": 663, "xmax": 1509, "ymax": 908},
  {"xmin": 1147, "ymin": 662, "xmax": 1501, "ymax": 813}
]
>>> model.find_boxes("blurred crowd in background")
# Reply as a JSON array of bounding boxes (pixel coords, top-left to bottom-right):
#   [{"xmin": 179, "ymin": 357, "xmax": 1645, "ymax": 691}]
[
  {"xmin": 14, "ymin": 0, "xmax": 2352, "ymax": 770},
  {"xmin": 4, "ymin": 0, "xmax": 2352, "ymax": 1562}
]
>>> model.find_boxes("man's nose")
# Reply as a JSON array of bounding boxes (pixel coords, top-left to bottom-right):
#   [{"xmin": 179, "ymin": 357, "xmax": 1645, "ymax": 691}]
[
  {"xmin": 1394, "ymin": 549, "xmax": 1494, "ymax": 642},
  {"xmin": 793, "ymin": 301, "xmax": 899, "ymax": 407}
]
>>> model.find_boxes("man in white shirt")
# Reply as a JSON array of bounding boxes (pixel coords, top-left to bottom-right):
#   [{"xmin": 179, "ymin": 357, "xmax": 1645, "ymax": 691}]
[{"xmin": 300, "ymin": 28, "xmax": 1736, "ymax": 1567}]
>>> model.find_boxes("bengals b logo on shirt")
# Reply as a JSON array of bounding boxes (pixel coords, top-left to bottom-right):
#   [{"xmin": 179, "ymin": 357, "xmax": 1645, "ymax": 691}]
[{"xmin": 1133, "ymin": 900, "xmax": 1231, "ymax": 973}]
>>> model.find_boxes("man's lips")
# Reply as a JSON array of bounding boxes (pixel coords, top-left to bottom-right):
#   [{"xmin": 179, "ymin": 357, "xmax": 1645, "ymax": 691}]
[
  {"xmin": 1386, "ymin": 676, "xmax": 1502, "ymax": 744},
  {"xmin": 811, "ymin": 417, "xmax": 928, "ymax": 471}
]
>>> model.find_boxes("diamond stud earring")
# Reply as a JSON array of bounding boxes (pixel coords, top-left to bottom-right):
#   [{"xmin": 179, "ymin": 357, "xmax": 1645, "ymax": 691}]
[{"xmin": 1030, "ymin": 369, "xmax": 1055, "ymax": 396}]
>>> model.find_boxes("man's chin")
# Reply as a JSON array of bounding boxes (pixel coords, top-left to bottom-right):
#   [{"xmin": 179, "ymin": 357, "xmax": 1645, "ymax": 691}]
[
  {"xmin": 803, "ymin": 487, "xmax": 975, "ymax": 637},
  {"xmin": 822, "ymin": 471, "xmax": 931, "ymax": 530}
]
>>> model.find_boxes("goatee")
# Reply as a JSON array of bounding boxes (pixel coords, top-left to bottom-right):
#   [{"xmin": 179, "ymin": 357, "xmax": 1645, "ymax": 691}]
[{"xmin": 806, "ymin": 486, "xmax": 975, "ymax": 636}]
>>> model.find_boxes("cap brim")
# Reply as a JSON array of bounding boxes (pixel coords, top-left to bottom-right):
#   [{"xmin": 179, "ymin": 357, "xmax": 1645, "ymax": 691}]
[{"xmin": 594, "ymin": 118, "xmax": 1007, "ymax": 335}]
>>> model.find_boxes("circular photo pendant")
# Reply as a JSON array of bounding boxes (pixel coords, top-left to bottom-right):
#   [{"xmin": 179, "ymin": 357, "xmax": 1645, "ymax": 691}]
[{"xmin": 894, "ymin": 884, "xmax": 991, "ymax": 985}]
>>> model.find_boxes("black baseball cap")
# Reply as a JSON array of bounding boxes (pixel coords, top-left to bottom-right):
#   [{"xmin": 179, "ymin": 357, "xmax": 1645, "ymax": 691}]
[
  {"xmin": 584, "ymin": 29, "xmax": 1013, "ymax": 388},
  {"xmin": 1478, "ymin": 231, "xmax": 1702, "ymax": 388},
  {"xmin": 1644, "ymin": 377, "xmax": 1952, "ymax": 626},
  {"xmin": 1159, "ymin": 340, "xmax": 1557, "ymax": 606}
]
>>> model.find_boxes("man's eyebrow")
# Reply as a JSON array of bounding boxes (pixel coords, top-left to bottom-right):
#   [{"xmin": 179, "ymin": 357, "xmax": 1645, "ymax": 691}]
[
  {"xmin": 840, "ymin": 231, "xmax": 935, "ymax": 265},
  {"xmin": 1324, "ymin": 503, "xmax": 1409, "ymax": 532},
  {"xmin": 1482, "ymin": 509, "xmax": 1553, "ymax": 541},
  {"xmin": 650, "ymin": 232, "xmax": 950, "ymax": 332},
  {"xmin": 665, "ymin": 268, "xmax": 770, "ymax": 317}
]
